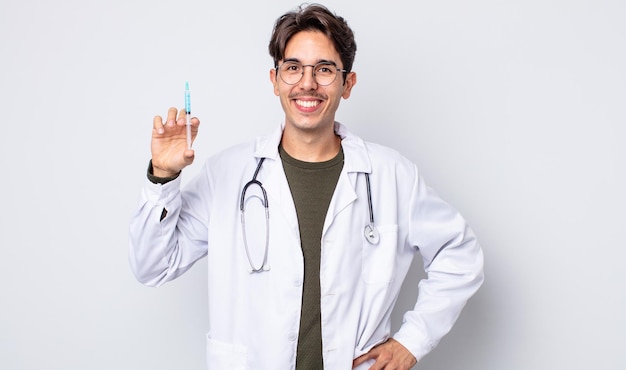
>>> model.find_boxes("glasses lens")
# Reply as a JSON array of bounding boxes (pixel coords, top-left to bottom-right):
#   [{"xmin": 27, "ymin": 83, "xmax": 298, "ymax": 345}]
[
  {"xmin": 314, "ymin": 63, "xmax": 337, "ymax": 85},
  {"xmin": 279, "ymin": 62, "xmax": 302, "ymax": 85},
  {"xmin": 278, "ymin": 62, "xmax": 339, "ymax": 86}
]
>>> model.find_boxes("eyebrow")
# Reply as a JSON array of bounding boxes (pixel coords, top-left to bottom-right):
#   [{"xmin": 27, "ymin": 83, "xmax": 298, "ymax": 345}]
[{"xmin": 282, "ymin": 57, "xmax": 338, "ymax": 66}]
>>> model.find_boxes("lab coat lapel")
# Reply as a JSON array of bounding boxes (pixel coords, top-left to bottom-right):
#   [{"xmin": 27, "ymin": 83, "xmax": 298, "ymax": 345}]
[
  {"xmin": 262, "ymin": 157, "xmax": 299, "ymax": 234},
  {"xmin": 323, "ymin": 171, "xmax": 358, "ymax": 235},
  {"xmin": 252, "ymin": 121, "xmax": 371, "ymax": 238},
  {"xmin": 323, "ymin": 122, "xmax": 371, "ymax": 235},
  {"xmin": 253, "ymin": 123, "xmax": 299, "ymax": 234}
]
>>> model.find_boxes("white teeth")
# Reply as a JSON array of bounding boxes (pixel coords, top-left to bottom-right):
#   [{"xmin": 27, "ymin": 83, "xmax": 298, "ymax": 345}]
[{"xmin": 296, "ymin": 100, "xmax": 319, "ymax": 108}]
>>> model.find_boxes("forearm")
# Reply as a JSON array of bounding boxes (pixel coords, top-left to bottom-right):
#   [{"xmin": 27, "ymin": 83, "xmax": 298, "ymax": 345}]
[
  {"xmin": 394, "ymin": 227, "xmax": 484, "ymax": 361},
  {"xmin": 128, "ymin": 176, "xmax": 184, "ymax": 286}
]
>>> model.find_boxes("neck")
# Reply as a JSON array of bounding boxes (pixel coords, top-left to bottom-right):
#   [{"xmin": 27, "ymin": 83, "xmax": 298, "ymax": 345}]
[{"xmin": 280, "ymin": 124, "xmax": 341, "ymax": 162}]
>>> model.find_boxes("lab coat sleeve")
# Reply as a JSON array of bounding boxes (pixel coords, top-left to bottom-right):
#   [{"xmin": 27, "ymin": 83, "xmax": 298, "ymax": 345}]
[
  {"xmin": 128, "ymin": 169, "xmax": 210, "ymax": 287},
  {"xmin": 393, "ymin": 166, "xmax": 484, "ymax": 362}
]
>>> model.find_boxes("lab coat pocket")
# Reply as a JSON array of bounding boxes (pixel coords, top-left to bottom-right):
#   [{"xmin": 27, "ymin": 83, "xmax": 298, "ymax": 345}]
[
  {"xmin": 206, "ymin": 333, "xmax": 247, "ymax": 370},
  {"xmin": 361, "ymin": 224, "xmax": 399, "ymax": 284}
]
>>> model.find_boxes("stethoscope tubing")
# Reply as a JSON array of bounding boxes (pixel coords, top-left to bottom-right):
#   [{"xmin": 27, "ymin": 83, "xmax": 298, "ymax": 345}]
[
  {"xmin": 240, "ymin": 158, "xmax": 270, "ymax": 272},
  {"xmin": 239, "ymin": 157, "xmax": 379, "ymax": 273},
  {"xmin": 240, "ymin": 158, "xmax": 267, "ymax": 211}
]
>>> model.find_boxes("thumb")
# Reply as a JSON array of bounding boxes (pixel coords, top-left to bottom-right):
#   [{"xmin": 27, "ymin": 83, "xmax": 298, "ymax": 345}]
[{"xmin": 183, "ymin": 149, "xmax": 195, "ymax": 165}]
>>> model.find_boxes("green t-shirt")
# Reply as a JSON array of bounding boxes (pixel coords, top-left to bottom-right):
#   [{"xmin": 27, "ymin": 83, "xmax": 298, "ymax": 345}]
[{"xmin": 280, "ymin": 145, "xmax": 344, "ymax": 370}]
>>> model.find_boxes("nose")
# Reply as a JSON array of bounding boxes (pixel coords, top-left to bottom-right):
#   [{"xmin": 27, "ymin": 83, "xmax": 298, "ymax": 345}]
[{"xmin": 299, "ymin": 65, "xmax": 318, "ymax": 90}]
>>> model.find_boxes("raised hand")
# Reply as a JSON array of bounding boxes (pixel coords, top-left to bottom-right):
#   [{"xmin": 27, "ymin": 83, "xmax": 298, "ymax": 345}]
[{"xmin": 151, "ymin": 107, "xmax": 200, "ymax": 177}]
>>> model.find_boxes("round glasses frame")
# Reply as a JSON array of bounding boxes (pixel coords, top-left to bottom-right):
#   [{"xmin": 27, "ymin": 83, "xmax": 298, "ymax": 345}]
[{"xmin": 276, "ymin": 61, "xmax": 348, "ymax": 86}]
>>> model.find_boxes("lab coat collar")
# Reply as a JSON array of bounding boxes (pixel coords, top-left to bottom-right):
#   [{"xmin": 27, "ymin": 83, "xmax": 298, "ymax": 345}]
[{"xmin": 253, "ymin": 121, "xmax": 372, "ymax": 174}]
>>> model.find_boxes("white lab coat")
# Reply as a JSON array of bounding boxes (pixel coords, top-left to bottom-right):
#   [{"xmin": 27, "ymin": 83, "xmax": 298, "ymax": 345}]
[{"xmin": 129, "ymin": 122, "xmax": 484, "ymax": 370}]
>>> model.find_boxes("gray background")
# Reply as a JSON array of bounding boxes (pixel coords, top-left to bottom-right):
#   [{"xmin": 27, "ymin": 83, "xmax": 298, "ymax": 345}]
[{"xmin": 1, "ymin": 0, "xmax": 624, "ymax": 369}]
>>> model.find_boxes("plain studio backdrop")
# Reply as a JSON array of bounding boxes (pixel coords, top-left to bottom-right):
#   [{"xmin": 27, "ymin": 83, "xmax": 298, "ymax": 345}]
[{"xmin": 1, "ymin": 0, "xmax": 624, "ymax": 369}]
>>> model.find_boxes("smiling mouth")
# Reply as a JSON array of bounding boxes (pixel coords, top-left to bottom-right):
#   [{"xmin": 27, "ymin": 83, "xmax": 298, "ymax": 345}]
[{"xmin": 295, "ymin": 99, "xmax": 320, "ymax": 108}]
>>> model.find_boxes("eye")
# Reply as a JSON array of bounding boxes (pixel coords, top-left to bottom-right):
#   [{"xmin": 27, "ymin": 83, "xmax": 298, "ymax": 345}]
[
  {"xmin": 316, "ymin": 63, "xmax": 335, "ymax": 75},
  {"xmin": 283, "ymin": 63, "xmax": 301, "ymax": 73}
]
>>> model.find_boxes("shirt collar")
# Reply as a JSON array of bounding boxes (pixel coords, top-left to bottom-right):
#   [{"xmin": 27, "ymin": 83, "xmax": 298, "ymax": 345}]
[{"xmin": 254, "ymin": 121, "xmax": 371, "ymax": 174}]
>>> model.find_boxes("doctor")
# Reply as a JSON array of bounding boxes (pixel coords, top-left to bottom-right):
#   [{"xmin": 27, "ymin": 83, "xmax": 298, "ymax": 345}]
[{"xmin": 129, "ymin": 4, "xmax": 483, "ymax": 370}]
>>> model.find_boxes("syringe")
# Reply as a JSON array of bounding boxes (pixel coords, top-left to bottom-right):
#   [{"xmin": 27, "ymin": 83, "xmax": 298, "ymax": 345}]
[{"xmin": 185, "ymin": 81, "xmax": 192, "ymax": 149}]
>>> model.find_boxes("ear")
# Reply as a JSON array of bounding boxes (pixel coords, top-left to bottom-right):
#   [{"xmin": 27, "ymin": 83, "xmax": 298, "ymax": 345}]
[
  {"xmin": 341, "ymin": 72, "xmax": 357, "ymax": 99},
  {"xmin": 270, "ymin": 68, "xmax": 279, "ymax": 96}
]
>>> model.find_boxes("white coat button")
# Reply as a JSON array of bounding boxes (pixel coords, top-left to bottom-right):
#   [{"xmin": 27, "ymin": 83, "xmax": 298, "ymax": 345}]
[
  {"xmin": 294, "ymin": 279, "xmax": 302, "ymax": 287},
  {"xmin": 288, "ymin": 333, "xmax": 297, "ymax": 341}
]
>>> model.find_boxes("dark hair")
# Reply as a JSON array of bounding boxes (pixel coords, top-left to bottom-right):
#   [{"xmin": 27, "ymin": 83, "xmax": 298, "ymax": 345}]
[{"xmin": 268, "ymin": 3, "xmax": 357, "ymax": 74}]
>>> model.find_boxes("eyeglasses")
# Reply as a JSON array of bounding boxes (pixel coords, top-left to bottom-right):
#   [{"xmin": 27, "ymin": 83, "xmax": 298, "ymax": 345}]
[{"xmin": 276, "ymin": 61, "xmax": 347, "ymax": 86}]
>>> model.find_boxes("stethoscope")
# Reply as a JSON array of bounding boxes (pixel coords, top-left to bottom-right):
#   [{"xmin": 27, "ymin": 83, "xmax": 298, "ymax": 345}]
[{"xmin": 239, "ymin": 157, "xmax": 379, "ymax": 273}]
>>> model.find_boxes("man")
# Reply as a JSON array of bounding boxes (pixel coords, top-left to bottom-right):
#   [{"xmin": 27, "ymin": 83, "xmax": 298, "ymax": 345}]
[{"xmin": 129, "ymin": 4, "xmax": 483, "ymax": 370}]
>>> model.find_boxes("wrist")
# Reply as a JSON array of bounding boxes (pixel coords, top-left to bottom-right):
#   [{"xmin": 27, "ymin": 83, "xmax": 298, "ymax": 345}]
[
  {"xmin": 152, "ymin": 167, "xmax": 179, "ymax": 178},
  {"xmin": 147, "ymin": 160, "xmax": 181, "ymax": 184}
]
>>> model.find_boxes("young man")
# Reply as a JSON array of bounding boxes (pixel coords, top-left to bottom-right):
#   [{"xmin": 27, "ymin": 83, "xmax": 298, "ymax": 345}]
[{"xmin": 129, "ymin": 4, "xmax": 483, "ymax": 370}]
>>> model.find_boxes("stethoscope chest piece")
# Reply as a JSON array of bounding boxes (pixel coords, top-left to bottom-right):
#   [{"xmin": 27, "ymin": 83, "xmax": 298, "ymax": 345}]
[
  {"xmin": 363, "ymin": 173, "xmax": 379, "ymax": 245},
  {"xmin": 364, "ymin": 224, "xmax": 380, "ymax": 245}
]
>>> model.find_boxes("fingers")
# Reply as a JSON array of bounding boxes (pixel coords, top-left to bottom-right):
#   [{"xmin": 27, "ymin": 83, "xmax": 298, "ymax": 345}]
[
  {"xmin": 154, "ymin": 111, "xmax": 201, "ymax": 130},
  {"xmin": 352, "ymin": 353, "xmax": 371, "ymax": 368},
  {"xmin": 190, "ymin": 116, "xmax": 200, "ymax": 134},
  {"xmin": 154, "ymin": 107, "xmax": 197, "ymax": 135},
  {"xmin": 166, "ymin": 107, "xmax": 178, "ymax": 125},
  {"xmin": 177, "ymin": 107, "xmax": 187, "ymax": 125},
  {"xmin": 153, "ymin": 114, "xmax": 164, "ymax": 134},
  {"xmin": 153, "ymin": 107, "xmax": 179, "ymax": 135},
  {"xmin": 352, "ymin": 339, "xmax": 416, "ymax": 370},
  {"xmin": 176, "ymin": 107, "xmax": 201, "ymax": 130}
]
